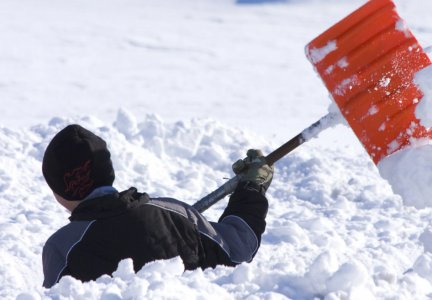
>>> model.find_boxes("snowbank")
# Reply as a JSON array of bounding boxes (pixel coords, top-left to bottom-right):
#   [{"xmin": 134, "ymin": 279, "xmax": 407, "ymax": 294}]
[
  {"xmin": 1, "ymin": 109, "xmax": 432, "ymax": 299},
  {"xmin": 415, "ymin": 65, "xmax": 432, "ymax": 128},
  {"xmin": 377, "ymin": 145, "xmax": 432, "ymax": 209}
]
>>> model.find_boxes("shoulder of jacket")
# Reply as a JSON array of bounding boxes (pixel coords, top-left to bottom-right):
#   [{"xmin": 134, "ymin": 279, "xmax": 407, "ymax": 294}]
[{"xmin": 45, "ymin": 220, "xmax": 96, "ymax": 254}]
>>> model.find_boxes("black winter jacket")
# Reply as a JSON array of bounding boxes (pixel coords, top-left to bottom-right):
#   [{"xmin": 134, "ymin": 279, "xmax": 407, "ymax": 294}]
[{"xmin": 42, "ymin": 186, "xmax": 268, "ymax": 288}]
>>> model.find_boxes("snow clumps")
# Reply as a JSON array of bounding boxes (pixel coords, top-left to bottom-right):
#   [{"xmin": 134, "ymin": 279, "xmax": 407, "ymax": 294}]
[{"xmin": 305, "ymin": 40, "xmax": 337, "ymax": 64}]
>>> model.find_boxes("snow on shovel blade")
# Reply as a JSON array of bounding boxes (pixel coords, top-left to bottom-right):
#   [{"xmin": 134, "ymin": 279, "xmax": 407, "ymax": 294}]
[{"xmin": 305, "ymin": 0, "xmax": 432, "ymax": 164}]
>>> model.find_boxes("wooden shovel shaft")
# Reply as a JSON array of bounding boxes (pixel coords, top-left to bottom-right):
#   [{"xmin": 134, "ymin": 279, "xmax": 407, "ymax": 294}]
[
  {"xmin": 192, "ymin": 113, "xmax": 338, "ymax": 213},
  {"xmin": 264, "ymin": 132, "xmax": 303, "ymax": 166}
]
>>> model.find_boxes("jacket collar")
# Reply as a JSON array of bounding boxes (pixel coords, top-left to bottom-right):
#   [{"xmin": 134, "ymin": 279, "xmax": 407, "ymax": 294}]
[
  {"xmin": 82, "ymin": 186, "xmax": 118, "ymax": 203},
  {"xmin": 70, "ymin": 187, "xmax": 150, "ymax": 222}
]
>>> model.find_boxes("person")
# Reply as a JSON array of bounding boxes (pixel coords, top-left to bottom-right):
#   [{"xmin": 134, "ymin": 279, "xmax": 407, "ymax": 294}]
[{"xmin": 41, "ymin": 124, "xmax": 274, "ymax": 288}]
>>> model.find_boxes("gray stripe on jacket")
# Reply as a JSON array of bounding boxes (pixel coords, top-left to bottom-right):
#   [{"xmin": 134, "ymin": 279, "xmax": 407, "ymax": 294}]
[
  {"xmin": 151, "ymin": 197, "xmax": 258, "ymax": 263},
  {"xmin": 42, "ymin": 220, "xmax": 95, "ymax": 288}
]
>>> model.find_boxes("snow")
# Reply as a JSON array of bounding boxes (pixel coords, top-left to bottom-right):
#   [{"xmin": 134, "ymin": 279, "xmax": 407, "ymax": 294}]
[
  {"xmin": 419, "ymin": 228, "xmax": 432, "ymax": 254},
  {"xmin": 368, "ymin": 105, "xmax": 378, "ymax": 116},
  {"xmin": 377, "ymin": 66, "xmax": 432, "ymax": 209},
  {"xmin": 2, "ymin": 111, "xmax": 432, "ymax": 300},
  {"xmin": 337, "ymin": 57, "xmax": 349, "ymax": 69},
  {"xmin": 2, "ymin": 0, "xmax": 432, "ymax": 299},
  {"xmin": 300, "ymin": 113, "xmax": 340, "ymax": 143},
  {"xmin": 305, "ymin": 41, "xmax": 338, "ymax": 64},
  {"xmin": 334, "ymin": 76, "xmax": 356, "ymax": 97},
  {"xmin": 377, "ymin": 145, "xmax": 432, "ymax": 209},
  {"xmin": 395, "ymin": 20, "xmax": 412, "ymax": 38},
  {"xmin": 414, "ymin": 65, "xmax": 432, "ymax": 128},
  {"xmin": 0, "ymin": 0, "xmax": 369, "ymax": 152}
]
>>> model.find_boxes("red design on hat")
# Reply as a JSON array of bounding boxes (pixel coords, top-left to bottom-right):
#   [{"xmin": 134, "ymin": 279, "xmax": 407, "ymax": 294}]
[{"xmin": 64, "ymin": 160, "xmax": 94, "ymax": 198}]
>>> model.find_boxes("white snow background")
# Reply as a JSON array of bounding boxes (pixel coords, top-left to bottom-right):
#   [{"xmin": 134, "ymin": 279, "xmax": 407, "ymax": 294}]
[{"xmin": 2, "ymin": 0, "xmax": 432, "ymax": 299}]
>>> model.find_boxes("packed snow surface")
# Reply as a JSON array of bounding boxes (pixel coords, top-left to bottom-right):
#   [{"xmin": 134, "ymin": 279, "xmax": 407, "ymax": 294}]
[
  {"xmin": 2, "ymin": 0, "xmax": 432, "ymax": 299},
  {"xmin": 378, "ymin": 145, "xmax": 432, "ymax": 209},
  {"xmin": 1, "ymin": 110, "xmax": 432, "ymax": 300}
]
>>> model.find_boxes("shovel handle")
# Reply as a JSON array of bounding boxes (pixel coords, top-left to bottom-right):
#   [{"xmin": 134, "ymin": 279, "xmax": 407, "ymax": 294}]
[
  {"xmin": 192, "ymin": 113, "xmax": 337, "ymax": 213},
  {"xmin": 265, "ymin": 132, "xmax": 304, "ymax": 166}
]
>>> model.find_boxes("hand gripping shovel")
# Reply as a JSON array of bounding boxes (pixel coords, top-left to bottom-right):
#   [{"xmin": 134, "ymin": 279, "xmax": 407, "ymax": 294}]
[{"xmin": 193, "ymin": 0, "xmax": 431, "ymax": 213}]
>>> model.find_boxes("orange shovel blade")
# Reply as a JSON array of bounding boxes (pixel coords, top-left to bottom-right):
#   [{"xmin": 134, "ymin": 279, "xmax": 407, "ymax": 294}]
[{"xmin": 305, "ymin": 0, "xmax": 431, "ymax": 164}]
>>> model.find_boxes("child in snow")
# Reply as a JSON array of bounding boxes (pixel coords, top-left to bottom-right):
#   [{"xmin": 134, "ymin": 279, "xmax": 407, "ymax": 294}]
[{"xmin": 41, "ymin": 124, "xmax": 274, "ymax": 288}]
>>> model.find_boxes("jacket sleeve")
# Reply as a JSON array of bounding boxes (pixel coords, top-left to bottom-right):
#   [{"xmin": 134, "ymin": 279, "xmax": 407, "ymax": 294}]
[
  {"xmin": 218, "ymin": 184, "xmax": 269, "ymax": 250},
  {"xmin": 199, "ymin": 184, "xmax": 268, "ymax": 269},
  {"xmin": 42, "ymin": 242, "xmax": 66, "ymax": 288}
]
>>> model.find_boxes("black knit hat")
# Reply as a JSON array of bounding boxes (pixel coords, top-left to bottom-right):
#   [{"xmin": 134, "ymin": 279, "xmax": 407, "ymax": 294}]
[{"xmin": 42, "ymin": 125, "xmax": 115, "ymax": 201}]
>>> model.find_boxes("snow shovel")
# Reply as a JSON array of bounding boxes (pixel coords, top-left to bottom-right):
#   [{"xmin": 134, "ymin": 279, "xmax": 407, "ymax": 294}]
[{"xmin": 192, "ymin": 0, "xmax": 431, "ymax": 213}]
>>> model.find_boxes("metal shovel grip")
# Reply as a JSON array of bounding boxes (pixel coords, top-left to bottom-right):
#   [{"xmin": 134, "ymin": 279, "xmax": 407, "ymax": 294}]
[{"xmin": 192, "ymin": 113, "xmax": 338, "ymax": 213}]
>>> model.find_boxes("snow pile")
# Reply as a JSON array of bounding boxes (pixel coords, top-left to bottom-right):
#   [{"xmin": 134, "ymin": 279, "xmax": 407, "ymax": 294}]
[
  {"xmin": 377, "ymin": 65, "xmax": 432, "ymax": 209},
  {"xmin": 16, "ymin": 257, "xmax": 233, "ymax": 300},
  {"xmin": 39, "ymin": 258, "xmax": 233, "ymax": 300},
  {"xmin": 2, "ymin": 109, "xmax": 432, "ymax": 299},
  {"xmin": 419, "ymin": 227, "xmax": 432, "ymax": 254},
  {"xmin": 0, "ymin": 110, "xmax": 267, "ymax": 300},
  {"xmin": 413, "ymin": 227, "xmax": 432, "ymax": 287},
  {"xmin": 415, "ymin": 65, "xmax": 432, "ymax": 128},
  {"xmin": 377, "ymin": 145, "xmax": 432, "ymax": 209}
]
